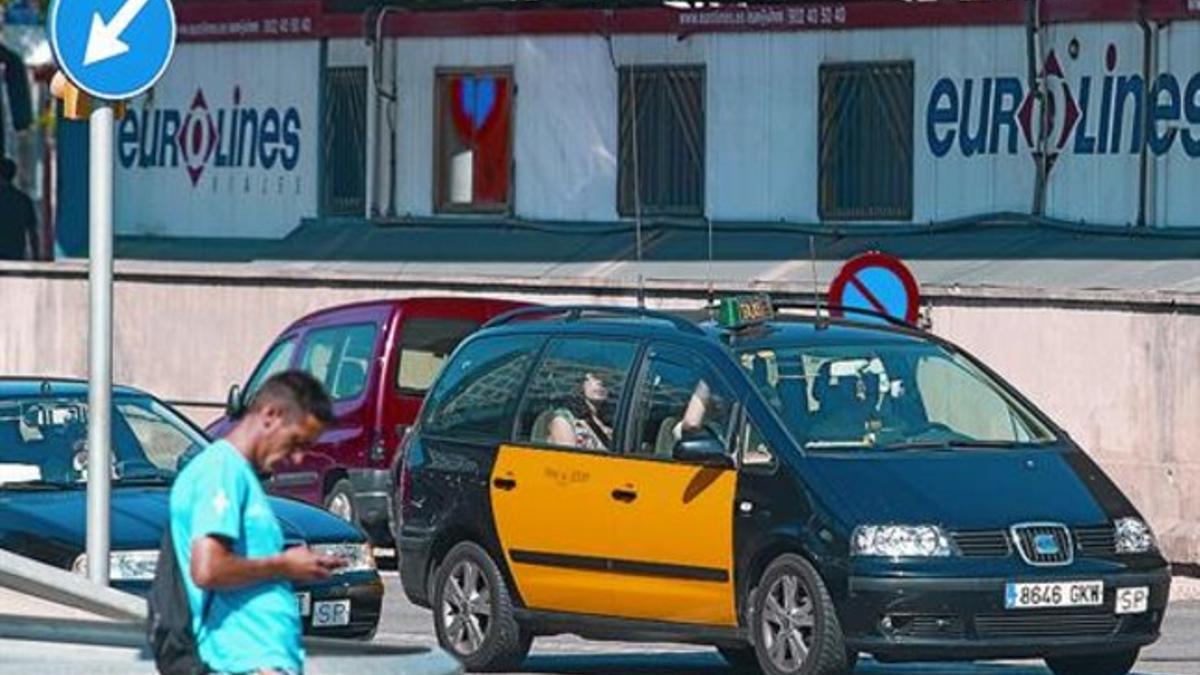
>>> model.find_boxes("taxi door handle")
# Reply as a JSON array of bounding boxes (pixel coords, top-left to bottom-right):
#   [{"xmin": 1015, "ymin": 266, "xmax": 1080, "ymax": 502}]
[
  {"xmin": 493, "ymin": 477, "xmax": 517, "ymax": 491},
  {"xmin": 611, "ymin": 487, "xmax": 638, "ymax": 503}
]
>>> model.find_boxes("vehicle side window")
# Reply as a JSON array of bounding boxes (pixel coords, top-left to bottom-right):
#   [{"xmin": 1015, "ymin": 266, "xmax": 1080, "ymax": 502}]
[
  {"xmin": 422, "ymin": 334, "xmax": 542, "ymax": 441},
  {"xmin": 629, "ymin": 348, "xmax": 735, "ymax": 459},
  {"xmin": 739, "ymin": 416, "xmax": 776, "ymax": 468},
  {"xmin": 299, "ymin": 323, "xmax": 378, "ymax": 402},
  {"xmin": 514, "ymin": 338, "xmax": 639, "ymax": 454},
  {"xmin": 396, "ymin": 318, "xmax": 480, "ymax": 395},
  {"xmin": 915, "ymin": 356, "xmax": 1033, "ymax": 442},
  {"xmin": 244, "ymin": 338, "xmax": 297, "ymax": 398}
]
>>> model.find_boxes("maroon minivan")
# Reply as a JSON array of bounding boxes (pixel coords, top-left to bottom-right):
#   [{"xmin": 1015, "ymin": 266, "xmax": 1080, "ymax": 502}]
[{"xmin": 206, "ymin": 296, "xmax": 526, "ymax": 544}]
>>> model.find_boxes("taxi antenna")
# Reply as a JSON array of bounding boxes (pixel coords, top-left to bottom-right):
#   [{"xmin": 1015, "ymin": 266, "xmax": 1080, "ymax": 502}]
[
  {"xmin": 809, "ymin": 234, "xmax": 826, "ymax": 327},
  {"xmin": 606, "ymin": 33, "xmax": 647, "ymax": 310}
]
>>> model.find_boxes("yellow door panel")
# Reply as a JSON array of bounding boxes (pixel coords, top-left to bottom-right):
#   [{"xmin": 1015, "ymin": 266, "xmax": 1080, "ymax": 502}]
[
  {"xmin": 490, "ymin": 444, "xmax": 626, "ymax": 616},
  {"xmin": 607, "ymin": 459, "xmax": 738, "ymax": 626}
]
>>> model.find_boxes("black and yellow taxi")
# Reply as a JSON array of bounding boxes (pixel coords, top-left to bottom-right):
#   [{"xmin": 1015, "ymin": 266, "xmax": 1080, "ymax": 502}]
[{"xmin": 394, "ymin": 298, "xmax": 1170, "ymax": 675}]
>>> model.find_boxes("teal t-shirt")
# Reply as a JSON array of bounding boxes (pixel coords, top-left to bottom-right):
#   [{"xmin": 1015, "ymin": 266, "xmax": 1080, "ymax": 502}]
[{"xmin": 169, "ymin": 440, "xmax": 304, "ymax": 673}]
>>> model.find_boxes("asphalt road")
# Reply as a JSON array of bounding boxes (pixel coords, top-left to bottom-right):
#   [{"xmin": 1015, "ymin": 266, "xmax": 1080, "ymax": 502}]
[{"xmin": 375, "ymin": 571, "xmax": 1200, "ymax": 675}]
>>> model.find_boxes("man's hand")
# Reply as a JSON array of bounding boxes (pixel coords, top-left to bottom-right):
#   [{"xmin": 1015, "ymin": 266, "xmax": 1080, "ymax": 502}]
[
  {"xmin": 191, "ymin": 536, "xmax": 344, "ymax": 590},
  {"xmin": 278, "ymin": 546, "xmax": 344, "ymax": 582}
]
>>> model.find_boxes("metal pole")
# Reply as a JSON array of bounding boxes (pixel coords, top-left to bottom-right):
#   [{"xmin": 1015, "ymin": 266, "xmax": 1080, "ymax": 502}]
[{"xmin": 87, "ymin": 101, "xmax": 114, "ymax": 586}]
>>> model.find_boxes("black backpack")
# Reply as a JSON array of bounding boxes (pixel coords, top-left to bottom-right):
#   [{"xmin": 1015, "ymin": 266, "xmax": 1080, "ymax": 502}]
[{"xmin": 147, "ymin": 527, "xmax": 212, "ymax": 675}]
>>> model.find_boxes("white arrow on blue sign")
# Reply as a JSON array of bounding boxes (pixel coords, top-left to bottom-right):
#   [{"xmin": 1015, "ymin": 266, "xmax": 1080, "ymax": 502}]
[{"xmin": 48, "ymin": 0, "xmax": 176, "ymax": 100}]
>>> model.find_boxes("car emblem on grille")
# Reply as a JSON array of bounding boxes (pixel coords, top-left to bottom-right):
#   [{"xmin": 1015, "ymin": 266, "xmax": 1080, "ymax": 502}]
[
  {"xmin": 1033, "ymin": 533, "xmax": 1060, "ymax": 556},
  {"xmin": 1010, "ymin": 522, "xmax": 1073, "ymax": 567}
]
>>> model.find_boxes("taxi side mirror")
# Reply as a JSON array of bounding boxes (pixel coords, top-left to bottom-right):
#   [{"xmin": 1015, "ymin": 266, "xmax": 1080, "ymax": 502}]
[{"xmin": 673, "ymin": 434, "xmax": 733, "ymax": 469}]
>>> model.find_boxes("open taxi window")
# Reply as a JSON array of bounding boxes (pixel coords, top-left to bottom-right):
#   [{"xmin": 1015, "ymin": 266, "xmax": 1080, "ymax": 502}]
[{"xmin": 629, "ymin": 349, "xmax": 735, "ymax": 460}]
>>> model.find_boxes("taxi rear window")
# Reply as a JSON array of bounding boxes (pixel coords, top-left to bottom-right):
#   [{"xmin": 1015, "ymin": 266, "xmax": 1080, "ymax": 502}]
[
  {"xmin": 739, "ymin": 342, "xmax": 1056, "ymax": 452},
  {"xmin": 422, "ymin": 334, "xmax": 542, "ymax": 442}
]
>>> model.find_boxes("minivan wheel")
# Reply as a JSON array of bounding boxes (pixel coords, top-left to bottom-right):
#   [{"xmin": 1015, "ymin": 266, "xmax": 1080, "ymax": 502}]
[
  {"xmin": 1046, "ymin": 649, "xmax": 1139, "ymax": 675},
  {"xmin": 432, "ymin": 541, "xmax": 532, "ymax": 672},
  {"xmin": 324, "ymin": 479, "xmax": 356, "ymax": 523},
  {"xmin": 752, "ymin": 554, "xmax": 849, "ymax": 675}
]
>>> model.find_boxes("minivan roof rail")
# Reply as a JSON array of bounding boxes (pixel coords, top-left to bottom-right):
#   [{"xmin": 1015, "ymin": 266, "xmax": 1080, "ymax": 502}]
[
  {"xmin": 770, "ymin": 300, "xmax": 922, "ymax": 331},
  {"xmin": 483, "ymin": 305, "xmax": 705, "ymax": 336}
]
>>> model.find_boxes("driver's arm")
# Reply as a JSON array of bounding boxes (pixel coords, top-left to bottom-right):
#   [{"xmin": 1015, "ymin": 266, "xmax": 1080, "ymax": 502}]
[{"xmin": 679, "ymin": 379, "xmax": 712, "ymax": 434}]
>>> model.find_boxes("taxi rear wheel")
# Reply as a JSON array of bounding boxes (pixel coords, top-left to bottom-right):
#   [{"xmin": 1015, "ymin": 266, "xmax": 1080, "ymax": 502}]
[
  {"xmin": 432, "ymin": 541, "xmax": 531, "ymax": 672},
  {"xmin": 1045, "ymin": 649, "xmax": 1139, "ymax": 675},
  {"xmin": 751, "ymin": 554, "xmax": 849, "ymax": 675}
]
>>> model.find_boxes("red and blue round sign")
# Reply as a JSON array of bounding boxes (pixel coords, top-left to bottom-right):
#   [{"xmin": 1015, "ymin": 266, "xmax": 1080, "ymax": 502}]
[{"xmin": 827, "ymin": 252, "xmax": 921, "ymax": 325}]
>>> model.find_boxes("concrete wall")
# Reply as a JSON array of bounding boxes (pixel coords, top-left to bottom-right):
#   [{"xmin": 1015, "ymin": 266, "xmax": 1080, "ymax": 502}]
[{"xmin": 3, "ymin": 262, "xmax": 1196, "ymax": 563}]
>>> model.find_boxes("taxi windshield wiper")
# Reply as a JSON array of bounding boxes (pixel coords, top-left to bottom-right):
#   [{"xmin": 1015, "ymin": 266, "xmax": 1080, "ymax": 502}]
[
  {"xmin": 883, "ymin": 439, "xmax": 1042, "ymax": 452},
  {"xmin": 115, "ymin": 468, "xmax": 174, "ymax": 485}
]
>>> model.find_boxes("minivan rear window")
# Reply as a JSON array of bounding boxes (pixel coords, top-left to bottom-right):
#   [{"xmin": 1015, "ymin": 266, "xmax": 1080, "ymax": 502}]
[
  {"xmin": 422, "ymin": 334, "xmax": 543, "ymax": 442},
  {"xmin": 397, "ymin": 318, "xmax": 481, "ymax": 395},
  {"xmin": 739, "ymin": 342, "xmax": 1056, "ymax": 452}
]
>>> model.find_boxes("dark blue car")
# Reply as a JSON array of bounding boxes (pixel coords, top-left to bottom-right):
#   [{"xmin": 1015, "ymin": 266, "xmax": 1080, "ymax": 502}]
[
  {"xmin": 395, "ymin": 299, "xmax": 1170, "ymax": 675},
  {"xmin": 0, "ymin": 379, "xmax": 383, "ymax": 639}
]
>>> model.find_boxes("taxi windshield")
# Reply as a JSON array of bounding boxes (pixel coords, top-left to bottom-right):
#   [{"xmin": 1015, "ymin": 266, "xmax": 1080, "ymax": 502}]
[
  {"xmin": 738, "ymin": 341, "xmax": 1057, "ymax": 452},
  {"xmin": 0, "ymin": 394, "xmax": 206, "ymax": 487}
]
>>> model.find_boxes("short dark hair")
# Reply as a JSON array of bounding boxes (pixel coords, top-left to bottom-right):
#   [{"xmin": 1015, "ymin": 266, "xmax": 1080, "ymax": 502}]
[
  {"xmin": 0, "ymin": 159, "xmax": 15, "ymax": 183},
  {"xmin": 247, "ymin": 370, "xmax": 335, "ymax": 425}
]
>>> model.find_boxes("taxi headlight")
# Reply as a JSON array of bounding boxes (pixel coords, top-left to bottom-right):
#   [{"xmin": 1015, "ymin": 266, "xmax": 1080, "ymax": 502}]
[
  {"xmin": 311, "ymin": 542, "xmax": 375, "ymax": 574},
  {"xmin": 72, "ymin": 550, "xmax": 160, "ymax": 581},
  {"xmin": 851, "ymin": 525, "xmax": 953, "ymax": 558},
  {"xmin": 1115, "ymin": 517, "xmax": 1157, "ymax": 554}
]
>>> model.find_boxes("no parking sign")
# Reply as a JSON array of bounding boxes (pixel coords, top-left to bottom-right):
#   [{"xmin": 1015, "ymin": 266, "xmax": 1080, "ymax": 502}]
[{"xmin": 828, "ymin": 252, "xmax": 921, "ymax": 325}]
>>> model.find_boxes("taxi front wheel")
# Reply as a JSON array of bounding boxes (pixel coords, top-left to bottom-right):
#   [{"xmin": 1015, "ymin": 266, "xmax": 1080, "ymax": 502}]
[
  {"xmin": 1045, "ymin": 649, "xmax": 1139, "ymax": 675},
  {"xmin": 432, "ymin": 541, "xmax": 532, "ymax": 672},
  {"xmin": 750, "ymin": 554, "xmax": 850, "ymax": 675}
]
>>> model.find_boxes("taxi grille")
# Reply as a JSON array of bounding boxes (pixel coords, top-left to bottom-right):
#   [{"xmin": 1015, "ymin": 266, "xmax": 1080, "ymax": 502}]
[
  {"xmin": 1012, "ymin": 524, "xmax": 1073, "ymax": 566},
  {"xmin": 975, "ymin": 609, "xmax": 1118, "ymax": 639},
  {"xmin": 1074, "ymin": 525, "xmax": 1117, "ymax": 556},
  {"xmin": 951, "ymin": 530, "xmax": 1011, "ymax": 557}
]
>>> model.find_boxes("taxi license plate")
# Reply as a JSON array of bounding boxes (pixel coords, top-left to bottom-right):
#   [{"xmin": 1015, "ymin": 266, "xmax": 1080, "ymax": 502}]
[
  {"xmin": 1005, "ymin": 581, "xmax": 1104, "ymax": 609},
  {"xmin": 312, "ymin": 599, "xmax": 352, "ymax": 627}
]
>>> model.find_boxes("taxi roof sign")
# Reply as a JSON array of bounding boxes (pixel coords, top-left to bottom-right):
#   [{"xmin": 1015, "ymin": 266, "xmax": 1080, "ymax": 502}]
[{"xmin": 717, "ymin": 294, "xmax": 774, "ymax": 329}]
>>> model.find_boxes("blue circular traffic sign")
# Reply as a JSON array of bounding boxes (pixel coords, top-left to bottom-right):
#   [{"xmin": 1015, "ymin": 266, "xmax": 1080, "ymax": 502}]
[
  {"xmin": 48, "ymin": 0, "xmax": 176, "ymax": 100},
  {"xmin": 828, "ymin": 251, "xmax": 921, "ymax": 325}
]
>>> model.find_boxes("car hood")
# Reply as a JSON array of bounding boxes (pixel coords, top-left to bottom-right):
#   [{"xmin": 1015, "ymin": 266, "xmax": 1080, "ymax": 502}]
[
  {"xmin": 805, "ymin": 448, "xmax": 1120, "ymax": 530},
  {"xmin": 0, "ymin": 485, "xmax": 365, "ymax": 553}
]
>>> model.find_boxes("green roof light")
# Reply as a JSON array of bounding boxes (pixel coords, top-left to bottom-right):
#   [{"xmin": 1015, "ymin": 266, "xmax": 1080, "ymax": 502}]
[{"xmin": 717, "ymin": 294, "xmax": 774, "ymax": 329}]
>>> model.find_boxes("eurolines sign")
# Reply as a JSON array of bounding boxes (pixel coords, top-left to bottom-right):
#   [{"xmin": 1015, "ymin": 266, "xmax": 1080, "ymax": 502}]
[
  {"xmin": 925, "ymin": 44, "xmax": 1200, "ymax": 171},
  {"xmin": 118, "ymin": 85, "xmax": 305, "ymax": 196}
]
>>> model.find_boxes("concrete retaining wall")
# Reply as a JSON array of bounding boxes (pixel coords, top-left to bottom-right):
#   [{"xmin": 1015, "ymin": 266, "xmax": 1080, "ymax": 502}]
[{"xmin": 2, "ymin": 261, "xmax": 1196, "ymax": 564}]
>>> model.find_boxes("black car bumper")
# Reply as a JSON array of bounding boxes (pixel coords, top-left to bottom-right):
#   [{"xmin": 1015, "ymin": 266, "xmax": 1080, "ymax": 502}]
[
  {"xmin": 840, "ymin": 567, "xmax": 1171, "ymax": 661},
  {"xmin": 117, "ymin": 570, "xmax": 384, "ymax": 640},
  {"xmin": 349, "ymin": 469, "xmax": 393, "ymax": 545}
]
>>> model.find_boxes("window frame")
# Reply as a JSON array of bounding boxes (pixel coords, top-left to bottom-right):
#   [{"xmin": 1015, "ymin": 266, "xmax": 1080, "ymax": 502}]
[
  {"xmin": 511, "ymin": 335, "xmax": 644, "ymax": 456},
  {"xmin": 617, "ymin": 64, "xmax": 707, "ymax": 218},
  {"xmin": 817, "ymin": 60, "xmax": 914, "ymax": 222},
  {"xmin": 737, "ymin": 409, "xmax": 780, "ymax": 474},
  {"xmin": 432, "ymin": 66, "xmax": 516, "ymax": 215}
]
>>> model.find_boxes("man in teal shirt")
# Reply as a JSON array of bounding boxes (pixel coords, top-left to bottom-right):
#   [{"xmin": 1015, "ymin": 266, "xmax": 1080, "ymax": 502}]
[{"xmin": 171, "ymin": 371, "xmax": 340, "ymax": 674}]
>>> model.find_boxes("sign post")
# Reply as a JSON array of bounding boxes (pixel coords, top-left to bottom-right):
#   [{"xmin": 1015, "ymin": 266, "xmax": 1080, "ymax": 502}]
[
  {"xmin": 827, "ymin": 251, "xmax": 921, "ymax": 326},
  {"xmin": 48, "ymin": 0, "xmax": 176, "ymax": 585}
]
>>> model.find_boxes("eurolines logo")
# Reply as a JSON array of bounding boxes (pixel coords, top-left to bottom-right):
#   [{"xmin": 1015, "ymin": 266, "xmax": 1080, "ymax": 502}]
[
  {"xmin": 926, "ymin": 45, "xmax": 1200, "ymax": 172},
  {"xmin": 118, "ymin": 86, "xmax": 302, "ymax": 188}
]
